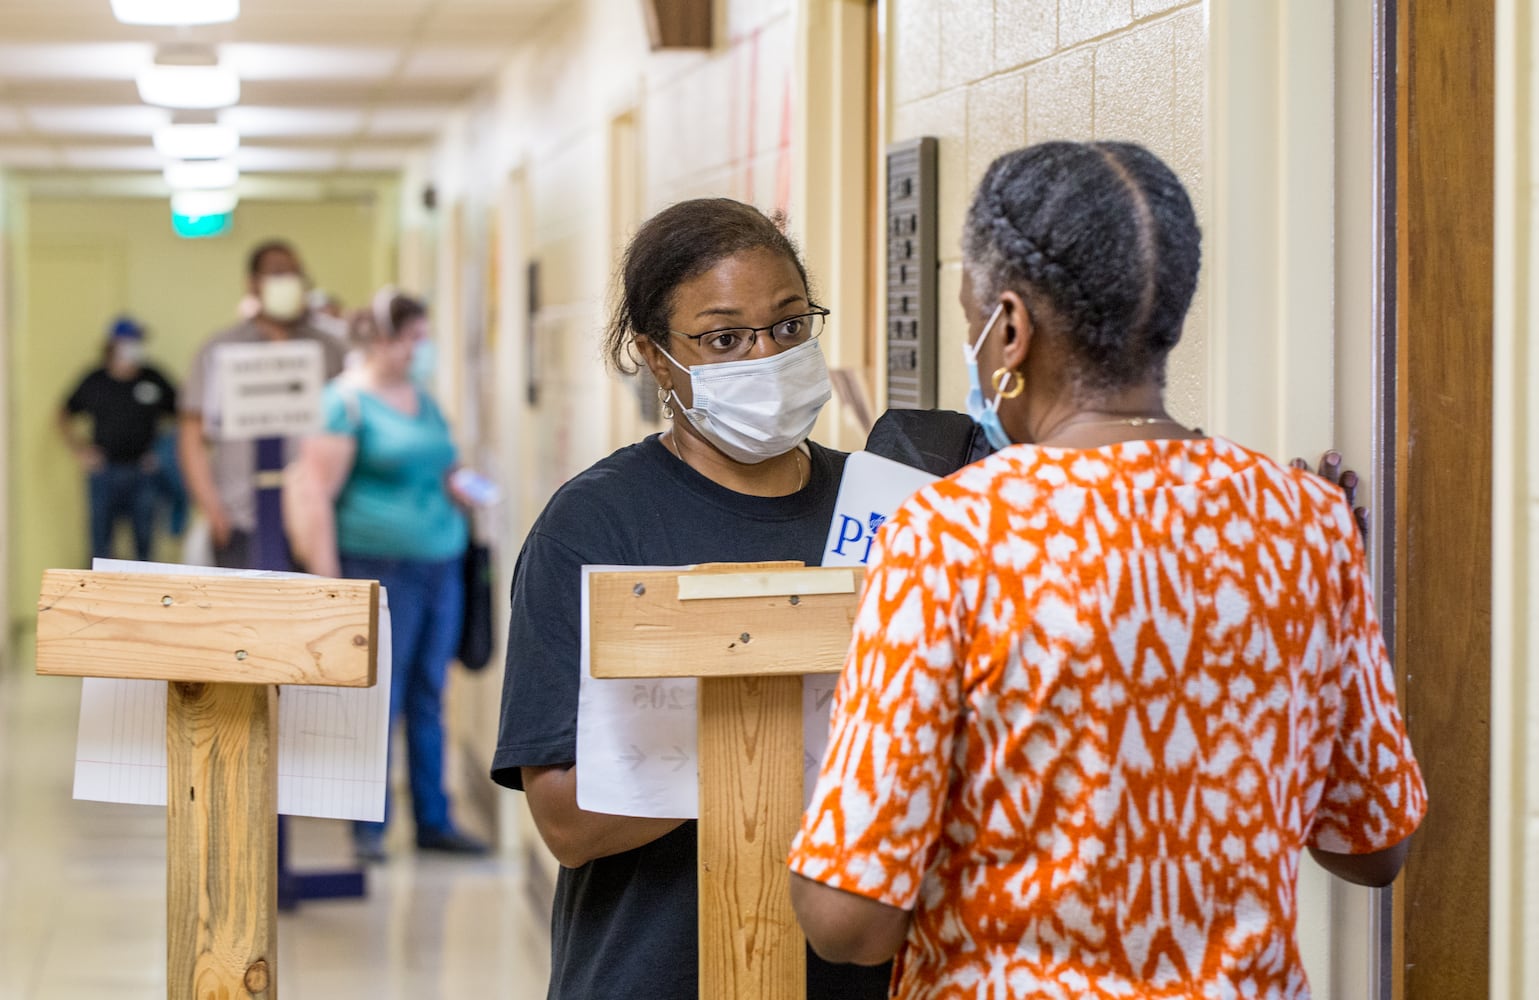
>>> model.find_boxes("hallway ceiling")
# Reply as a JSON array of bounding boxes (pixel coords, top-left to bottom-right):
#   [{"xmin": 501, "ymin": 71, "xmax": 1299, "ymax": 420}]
[{"xmin": 0, "ymin": 0, "xmax": 558, "ymax": 176}]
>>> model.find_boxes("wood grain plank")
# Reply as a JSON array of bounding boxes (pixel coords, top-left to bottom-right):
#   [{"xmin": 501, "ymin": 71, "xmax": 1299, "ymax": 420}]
[
  {"xmin": 1396, "ymin": 0, "xmax": 1494, "ymax": 995},
  {"xmin": 167, "ymin": 682, "xmax": 278, "ymax": 1000},
  {"xmin": 698, "ymin": 675, "xmax": 807, "ymax": 1000},
  {"xmin": 588, "ymin": 568, "xmax": 863, "ymax": 679},
  {"xmin": 36, "ymin": 571, "xmax": 378, "ymax": 687}
]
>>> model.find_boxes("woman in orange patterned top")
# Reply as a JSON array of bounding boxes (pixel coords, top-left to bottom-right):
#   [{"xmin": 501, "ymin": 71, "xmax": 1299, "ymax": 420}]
[{"xmin": 788, "ymin": 141, "xmax": 1427, "ymax": 999}]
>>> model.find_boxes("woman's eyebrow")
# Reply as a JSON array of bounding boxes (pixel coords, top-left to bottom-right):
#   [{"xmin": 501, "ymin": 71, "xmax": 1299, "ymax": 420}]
[{"xmin": 694, "ymin": 293, "xmax": 808, "ymax": 320}]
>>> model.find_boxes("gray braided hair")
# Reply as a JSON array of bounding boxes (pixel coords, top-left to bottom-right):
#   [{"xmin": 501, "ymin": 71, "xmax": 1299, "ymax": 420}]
[{"xmin": 962, "ymin": 141, "xmax": 1200, "ymax": 391}]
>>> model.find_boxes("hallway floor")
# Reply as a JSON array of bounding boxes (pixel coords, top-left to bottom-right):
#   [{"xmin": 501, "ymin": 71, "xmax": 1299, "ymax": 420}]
[{"xmin": 0, "ymin": 646, "xmax": 551, "ymax": 999}]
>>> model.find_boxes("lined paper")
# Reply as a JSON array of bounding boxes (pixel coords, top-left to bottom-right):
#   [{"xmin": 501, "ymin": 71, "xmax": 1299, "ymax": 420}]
[{"xmin": 72, "ymin": 560, "xmax": 392, "ymax": 822}]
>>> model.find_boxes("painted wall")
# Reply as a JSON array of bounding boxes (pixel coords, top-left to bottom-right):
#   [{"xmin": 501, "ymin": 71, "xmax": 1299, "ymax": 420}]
[
  {"xmin": 888, "ymin": 0, "xmax": 1207, "ymax": 424},
  {"xmin": 6, "ymin": 193, "xmax": 392, "ymax": 630},
  {"xmin": 1491, "ymin": 0, "xmax": 1539, "ymax": 988},
  {"xmin": 0, "ymin": 170, "xmax": 14, "ymax": 661},
  {"xmin": 409, "ymin": 0, "xmax": 812, "ymax": 867}
]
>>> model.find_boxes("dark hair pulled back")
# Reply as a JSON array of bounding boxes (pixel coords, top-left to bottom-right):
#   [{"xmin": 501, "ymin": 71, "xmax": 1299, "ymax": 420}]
[
  {"xmin": 962, "ymin": 141, "xmax": 1201, "ymax": 391},
  {"xmin": 604, "ymin": 198, "xmax": 810, "ymax": 374},
  {"xmin": 247, "ymin": 239, "xmax": 298, "ymax": 278},
  {"xmin": 349, "ymin": 290, "xmax": 427, "ymax": 345}
]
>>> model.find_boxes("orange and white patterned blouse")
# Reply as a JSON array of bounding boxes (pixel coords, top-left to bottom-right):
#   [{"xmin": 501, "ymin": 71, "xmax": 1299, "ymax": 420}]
[{"xmin": 790, "ymin": 437, "xmax": 1426, "ymax": 999}]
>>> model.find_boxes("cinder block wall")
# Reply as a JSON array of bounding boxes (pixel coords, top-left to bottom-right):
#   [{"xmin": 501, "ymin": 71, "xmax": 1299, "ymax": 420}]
[{"xmin": 888, "ymin": 0, "xmax": 1208, "ymax": 425}]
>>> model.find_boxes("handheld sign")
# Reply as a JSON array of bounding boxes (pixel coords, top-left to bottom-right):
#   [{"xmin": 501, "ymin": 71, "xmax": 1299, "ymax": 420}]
[
  {"xmin": 212, "ymin": 340, "xmax": 326, "ymax": 441},
  {"xmin": 821, "ymin": 450, "xmax": 939, "ymax": 566}
]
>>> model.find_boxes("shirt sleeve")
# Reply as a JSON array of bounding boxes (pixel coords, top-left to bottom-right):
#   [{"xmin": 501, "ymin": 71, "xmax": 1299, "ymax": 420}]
[
  {"xmin": 179, "ymin": 341, "xmax": 211, "ymax": 417},
  {"xmin": 320, "ymin": 383, "xmax": 361, "ymax": 436},
  {"xmin": 150, "ymin": 368, "xmax": 177, "ymax": 415},
  {"xmin": 789, "ymin": 507, "xmax": 965, "ymax": 910},
  {"xmin": 1307, "ymin": 516, "xmax": 1428, "ymax": 854},
  {"xmin": 491, "ymin": 525, "xmax": 588, "ymax": 790},
  {"xmin": 64, "ymin": 373, "xmax": 93, "ymax": 414}
]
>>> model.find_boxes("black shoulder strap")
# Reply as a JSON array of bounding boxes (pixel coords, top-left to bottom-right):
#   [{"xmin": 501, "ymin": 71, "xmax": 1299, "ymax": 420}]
[{"xmin": 863, "ymin": 408, "xmax": 994, "ymax": 478}]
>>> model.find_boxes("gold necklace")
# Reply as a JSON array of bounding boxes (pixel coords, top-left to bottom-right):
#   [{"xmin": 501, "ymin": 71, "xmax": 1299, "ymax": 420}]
[
  {"xmin": 1079, "ymin": 416, "xmax": 1180, "ymax": 428},
  {"xmin": 663, "ymin": 432, "xmax": 808, "ymax": 490}
]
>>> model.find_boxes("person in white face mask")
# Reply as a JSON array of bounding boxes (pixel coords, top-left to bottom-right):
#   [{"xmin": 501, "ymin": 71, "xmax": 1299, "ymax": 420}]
[
  {"xmin": 176, "ymin": 239, "xmax": 348, "ymax": 568},
  {"xmin": 493, "ymin": 198, "xmax": 891, "ymax": 1000}
]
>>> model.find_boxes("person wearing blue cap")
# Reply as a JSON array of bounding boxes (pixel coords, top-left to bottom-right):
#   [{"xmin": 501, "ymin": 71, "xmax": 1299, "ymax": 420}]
[{"xmin": 58, "ymin": 315, "xmax": 179, "ymax": 561}]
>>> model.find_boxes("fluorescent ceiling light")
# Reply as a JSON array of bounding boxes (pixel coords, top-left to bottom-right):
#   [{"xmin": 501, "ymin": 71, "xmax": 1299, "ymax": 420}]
[
  {"xmin": 154, "ymin": 123, "xmax": 239, "ymax": 160},
  {"xmin": 112, "ymin": 0, "xmax": 238, "ymax": 26},
  {"xmin": 165, "ymin": 159, "xmax": 239, "ymax": 190},
  {"xmin": 172, "ymin": 188, "xmax": 239, "ymax": 217},
  {"xmin": 138, "ymin": 62, "xmax": 240, "ymax": 110}
]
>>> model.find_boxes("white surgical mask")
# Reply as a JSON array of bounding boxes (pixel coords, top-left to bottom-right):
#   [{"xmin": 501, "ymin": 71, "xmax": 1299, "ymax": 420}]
[
  {"xmin": 659, "ymin": 338, "xmax": 832, "ymax": 464},
  {"xmin": 112, "ymin": 340, "xmax": 145, "ymax": 366},
  {"xmin": 260, "ymin": 273, "xmax": 307, "ymax": 323}
]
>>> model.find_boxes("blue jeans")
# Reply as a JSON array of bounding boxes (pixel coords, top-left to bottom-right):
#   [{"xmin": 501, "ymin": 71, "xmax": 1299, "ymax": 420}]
[
  {"xmin": 89, "ymin": 463, "xmax": 158, "ymax": 561},
  {"xmin": 341, "ymin": 552, "xmax": 465, "ymax": 841}
]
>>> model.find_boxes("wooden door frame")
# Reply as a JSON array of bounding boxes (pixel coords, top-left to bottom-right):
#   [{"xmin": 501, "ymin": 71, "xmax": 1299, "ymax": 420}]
[
  {"xmin": 1393, "ymin": 1, "xmax": 1495, "ymax": 997},
  {"xmin": 791, "ymin": 0, "xmax": 876, "ymax": 452}
]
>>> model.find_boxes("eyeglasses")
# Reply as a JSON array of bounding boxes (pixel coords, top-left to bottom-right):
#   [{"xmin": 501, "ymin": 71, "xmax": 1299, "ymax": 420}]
[{"xmin": 669, "ymin": 307, "xmax": 829, "ymax": 362}]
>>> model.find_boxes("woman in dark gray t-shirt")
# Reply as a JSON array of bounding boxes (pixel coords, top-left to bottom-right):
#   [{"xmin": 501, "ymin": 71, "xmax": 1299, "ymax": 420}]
[{"xmin": 493, "ymin": 198, "xmax": 891, "ymax": 1000}]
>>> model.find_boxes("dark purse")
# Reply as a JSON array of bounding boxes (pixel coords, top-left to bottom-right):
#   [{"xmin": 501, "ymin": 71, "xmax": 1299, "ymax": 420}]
[{"xmin": 457, "ymin": 539, "xmax": 495, "ymax": 672}]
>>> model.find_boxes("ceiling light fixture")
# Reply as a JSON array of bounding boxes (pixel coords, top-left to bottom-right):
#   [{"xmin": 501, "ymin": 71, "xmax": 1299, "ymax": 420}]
[
  {"xmin": 164, "ymin": 158, "xmax": 239, "ymax": 190},
  {"xmin": 171, "ymin": 188, "xmax": 239, "ymax": 217},
  {"xmin": 137, "ymin": 46, "xmax": 240, "ymax": 109},
  {"xmin": 154, "ymin": 123, "xmax": 239, "ymax": 160},
  {"xmin": 111, "ymin": 0, "xmax": 239, "ymax": 26}
]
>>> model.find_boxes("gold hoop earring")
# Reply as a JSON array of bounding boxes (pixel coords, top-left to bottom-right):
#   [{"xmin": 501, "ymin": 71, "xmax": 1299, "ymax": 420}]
[
  {"xmin": 992, "ymin": 367, "xmax": 1025, "ymax": 400},
  {"xmin": 657, "ymin": 386, "xmax": 675, "ymax": 421}
]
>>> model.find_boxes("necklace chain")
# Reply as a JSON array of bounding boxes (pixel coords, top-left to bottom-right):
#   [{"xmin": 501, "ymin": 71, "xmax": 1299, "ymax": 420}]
[{"xmin": 663, "ymin": 432, "xmax": 808, "ymax": 491}]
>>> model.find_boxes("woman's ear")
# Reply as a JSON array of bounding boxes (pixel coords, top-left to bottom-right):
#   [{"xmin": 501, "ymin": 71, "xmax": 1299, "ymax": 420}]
[
  {"xmin": 997, "ymin": 290, "xmax": 1034, "ymax": 373},
  {"xmin": 633, "ymin": 335, "xmax": 673, "ymax": 392}
]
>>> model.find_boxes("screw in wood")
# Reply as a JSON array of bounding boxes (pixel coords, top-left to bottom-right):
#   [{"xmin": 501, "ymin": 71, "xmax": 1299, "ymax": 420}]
[
  {"xmin": 789, "ymin": 595, "xmax": 801, "ymax": 606},
  {"xmin": 633, "ymin": 583, "xmax": 646, "ymax": 596},
  {"xmin": 739, "ymin": 633, "xmax": 752, "ymax": 644},
  {"xmin": 161, "ymin": 596, "xmax": 173, "ymax": 606},
  {"xmin": 234, "ymin": 650, "xmax": 248, "ymax": 661}
]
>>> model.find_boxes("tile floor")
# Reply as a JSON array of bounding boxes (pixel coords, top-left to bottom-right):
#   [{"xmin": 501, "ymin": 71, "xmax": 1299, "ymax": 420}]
[{"xmin": 0, "ymin": 649, "xmax": 551, "ymax": 999}]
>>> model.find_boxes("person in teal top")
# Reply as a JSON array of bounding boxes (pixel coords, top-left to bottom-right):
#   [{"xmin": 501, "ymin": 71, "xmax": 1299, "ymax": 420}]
[
  {"xmin": 325, "ymin": 379, "xmax": 467, "ymax": 562},
  {"xmin": 291, "ymin": 288, "xmax": 487, "ymax": 861}
]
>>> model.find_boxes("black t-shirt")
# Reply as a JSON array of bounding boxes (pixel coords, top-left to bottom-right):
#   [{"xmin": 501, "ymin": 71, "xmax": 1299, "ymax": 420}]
[
  {"xmin": 493, "ymin": 435, "xmax": 891, "ymax": 1000},
  {"xmin": 64, "ymin": 366, "xmax": 178, "ymax": 463}
]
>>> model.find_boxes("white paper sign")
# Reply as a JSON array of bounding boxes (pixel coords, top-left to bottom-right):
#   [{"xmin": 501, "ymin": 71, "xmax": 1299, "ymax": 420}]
[
  {"xmin": 574, "ymin": 452, "xmax": 939, "ymax": 819},
  {"xmin": 576, "ymin": 565, "xmax": 699, "ymax": 818},
  {"xmin": 820, "ymin": 450, "xmax": 941, "ymax": 567},
  {"xmin": 212, "ymin": 340, "xmax": 325, "ymax": 441},
  {"xmin": 72, "ymin": 559, "xmax": 393, "ymax": 822},
  {"xmin": 805, "ymin": 451, "xmax": 939, "ymax": 788}
]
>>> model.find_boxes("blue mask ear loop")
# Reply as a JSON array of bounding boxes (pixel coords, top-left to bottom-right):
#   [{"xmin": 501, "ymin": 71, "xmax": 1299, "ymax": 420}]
[{"xmin": 965, "ymin": 304, "xmax": 1016, "ymax": 451}]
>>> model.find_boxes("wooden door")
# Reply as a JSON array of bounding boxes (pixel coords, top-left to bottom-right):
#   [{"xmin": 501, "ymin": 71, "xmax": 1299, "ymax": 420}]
[{"xmin": 1394, "ymin": 0, "xmax": 1495, "ymax": 996}]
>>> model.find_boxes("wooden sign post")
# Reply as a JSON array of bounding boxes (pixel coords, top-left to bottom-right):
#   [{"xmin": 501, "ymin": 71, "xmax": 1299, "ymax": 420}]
[
  {"xmin": 588, "ymin": 562, "xmax": 864, "ymax": 1000},
  {"xmin": 35, "ymin": 569, "xmax": 379, "ymax": 1000}
]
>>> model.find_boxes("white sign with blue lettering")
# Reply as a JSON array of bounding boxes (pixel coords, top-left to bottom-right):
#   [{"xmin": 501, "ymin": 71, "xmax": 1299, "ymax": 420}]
[
  {"xmin": 820, "ymin": 451, "xmax": 940, "ymax": 568},
  {"xmin": 801, "ymin": 451, "xmax": 940, "ymax": 796}
]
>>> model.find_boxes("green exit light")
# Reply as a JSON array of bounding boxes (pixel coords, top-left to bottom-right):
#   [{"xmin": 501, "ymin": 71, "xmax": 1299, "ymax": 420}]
[{"xmin": 171, "ymin": 210, "xmax": 233, "ymax": 239}]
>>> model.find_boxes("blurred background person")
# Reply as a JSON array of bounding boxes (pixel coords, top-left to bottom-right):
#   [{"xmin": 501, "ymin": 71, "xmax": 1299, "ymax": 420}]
[
  {"xmin": 789, "ymin": 142, "xmax": 1427, "ymax": 997},
  {"xmin": 290, "ymin": 288, "xmax": 486, "ymax": 862},
  {"xmin": 58, "ymin": 315, "xmax": 178, "ymax": 562},
  {"xmin": 178, "ymin": 239, "xmax": 346, "ymax": 569}
]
